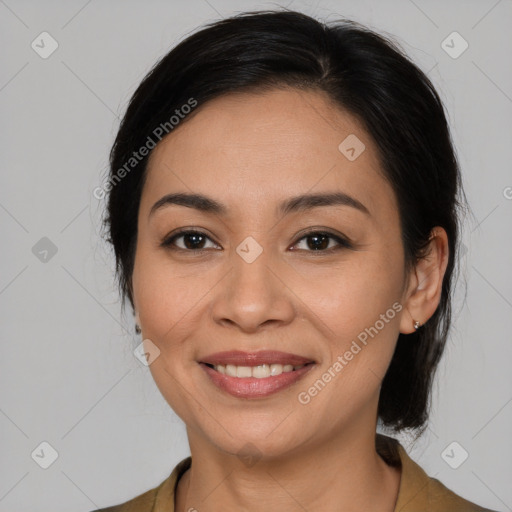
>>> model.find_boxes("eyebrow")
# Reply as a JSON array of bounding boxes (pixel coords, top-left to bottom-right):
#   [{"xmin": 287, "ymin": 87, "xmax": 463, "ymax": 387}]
[{"xmin": 149, "ymin": 191, "xmax": 370, "ymax": 218}]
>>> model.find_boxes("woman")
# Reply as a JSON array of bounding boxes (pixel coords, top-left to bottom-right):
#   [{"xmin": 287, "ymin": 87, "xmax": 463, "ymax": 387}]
[{"xmin": 93, "ymin": 9, "xmax": 497, "ymax": 512}]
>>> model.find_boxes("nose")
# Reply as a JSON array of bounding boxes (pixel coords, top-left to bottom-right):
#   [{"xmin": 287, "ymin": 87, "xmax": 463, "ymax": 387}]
[{"xmin": 210, "ymin": 244, "xmax": 296, "ymax": 333}]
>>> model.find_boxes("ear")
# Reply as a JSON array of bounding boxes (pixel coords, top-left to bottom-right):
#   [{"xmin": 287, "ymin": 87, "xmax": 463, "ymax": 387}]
[
  {"xmin": 134, "ymin": 309, "xmax": 142, "ymax": 335},
  {"xmin": 133, "ymin": 306, "xmax": 141, "ymax": 326},
  {"xmin": 399, "ymin": 227, "xmax": 450, "ymax": 334}
]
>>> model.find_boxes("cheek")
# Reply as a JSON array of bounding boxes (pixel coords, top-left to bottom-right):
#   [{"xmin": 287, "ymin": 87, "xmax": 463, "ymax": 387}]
[
  {"xmin": 132, "ymin": 248, "xmax": 211, "ymax": 420},
  {"xmin": 291, "ymin": 251, "xmax": 404, "ymax": 389},
  {"xmin": 292, "ymin": 248, "xmax": 403, "ymax": 333},
  {"xmin": 133, "ymin": 244, "xmax": 209, "ymax": 337},
  {"xmin": 292, "ymin": 276, "xmax": 402, "ymax": 424}
]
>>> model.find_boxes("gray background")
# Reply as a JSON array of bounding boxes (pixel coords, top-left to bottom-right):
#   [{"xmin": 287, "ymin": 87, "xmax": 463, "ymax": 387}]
[{"xmin": 1, "ymin": 0, "xmax": 511, "ymax": 510}]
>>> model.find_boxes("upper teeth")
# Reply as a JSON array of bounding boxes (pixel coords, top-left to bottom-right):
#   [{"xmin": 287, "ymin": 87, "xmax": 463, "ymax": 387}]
[{"xmin": 214, "ymin": 363, "xmax": 305, "ymax": 378}]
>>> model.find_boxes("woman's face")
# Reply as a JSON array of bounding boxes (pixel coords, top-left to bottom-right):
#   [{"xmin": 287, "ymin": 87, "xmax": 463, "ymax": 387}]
[{"xmin": 132, "ymin": 88, "xmax": 413, "ymax": 457}]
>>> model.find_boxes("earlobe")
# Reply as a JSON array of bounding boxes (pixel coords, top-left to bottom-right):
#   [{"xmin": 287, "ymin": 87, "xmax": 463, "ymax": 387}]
[
  {"xmin": 135, "ymin": 310, "xmax": 142, "ymax": 334},
  {"xmin": 399, "ymin": 227, "xmax": 449, "ymax": 334}
]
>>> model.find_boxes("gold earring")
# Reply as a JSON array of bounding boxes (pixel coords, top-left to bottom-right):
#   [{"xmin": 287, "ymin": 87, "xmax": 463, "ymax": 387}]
[{"xmin": 413, "ymin": 320, "xmax": 421, "ymax": 330}]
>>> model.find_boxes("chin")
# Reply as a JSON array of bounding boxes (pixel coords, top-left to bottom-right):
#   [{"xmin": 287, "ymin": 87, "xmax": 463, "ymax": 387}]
[{"xmin": 198, "ymin": 418, "xmax": 310, "ymax": 461}]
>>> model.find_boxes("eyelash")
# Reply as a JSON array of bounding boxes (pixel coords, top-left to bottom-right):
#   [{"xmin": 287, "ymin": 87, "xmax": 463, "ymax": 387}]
[{"xmin": 160, "ymin": 228, "xmax": 352, "ymax": 254}]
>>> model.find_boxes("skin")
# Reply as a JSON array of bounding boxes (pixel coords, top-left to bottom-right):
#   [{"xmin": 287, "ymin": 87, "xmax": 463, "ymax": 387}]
[{"xmin": 131, "ymin": 87, "xmax": 449, "ymax": 512}]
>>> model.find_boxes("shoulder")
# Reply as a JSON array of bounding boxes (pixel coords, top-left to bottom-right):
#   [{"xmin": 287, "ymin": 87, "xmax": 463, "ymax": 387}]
[
  {"xmin": 424, "ymin": 474, "xmax": 497, "ymax": 512},
  {"xmin": 87, "ymin": 486, "xmax": 157, "ymax": 512},
  {"xmin": 376, "ymin": 434, "xmax": 498, "ymax": 512},
  {"xmin": 87, "ymin": 457, "xmax": 192, "ymax": 512}
]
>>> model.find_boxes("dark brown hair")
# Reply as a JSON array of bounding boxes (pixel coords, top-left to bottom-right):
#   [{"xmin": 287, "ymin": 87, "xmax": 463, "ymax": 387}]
[{"xmin": 101, "ymin": 9, "xmax": 466, "ymax": 434}]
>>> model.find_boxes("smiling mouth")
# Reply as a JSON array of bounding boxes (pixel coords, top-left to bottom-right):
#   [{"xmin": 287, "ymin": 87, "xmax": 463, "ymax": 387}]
[
  {"xmin": 198, "ymin": 350, "xmax": 316, "ymax": 398},
  {"xmin": 200, "ymin": 362, "xmax": 315, "ymax": 399},
  {"xmin": 203, "ymin": 362, "xmax": 312, "ymax": 378}
]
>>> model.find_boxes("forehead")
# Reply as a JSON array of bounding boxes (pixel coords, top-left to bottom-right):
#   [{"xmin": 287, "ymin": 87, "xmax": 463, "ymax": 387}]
[{"xmin": 142, "ymin": 88, "xmax": 396, "ymax": 221}]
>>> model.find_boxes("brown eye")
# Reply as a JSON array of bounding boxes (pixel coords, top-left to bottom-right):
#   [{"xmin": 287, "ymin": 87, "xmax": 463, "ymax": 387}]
[
  {"xmin": 291, "ymin": 231, "xmax": 352, "ymax": 252},
  {"xmin": 162, "ymin": 230, "xmax": 219, "ymax": 251},
  {"xmin": 161, "ymin": 229, "xmax": 351, "ymax": 253}
]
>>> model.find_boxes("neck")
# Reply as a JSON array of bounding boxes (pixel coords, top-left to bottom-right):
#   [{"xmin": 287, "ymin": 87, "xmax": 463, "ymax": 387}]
[{"xmin": 175, "ymin": 426, "xmax": 401, "ymax": 512}]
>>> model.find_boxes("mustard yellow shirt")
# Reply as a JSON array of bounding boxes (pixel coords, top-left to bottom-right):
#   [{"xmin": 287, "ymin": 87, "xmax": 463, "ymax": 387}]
[{"xmin": 91, "ymin": 434, "xmax": 497, "ymax": 511}]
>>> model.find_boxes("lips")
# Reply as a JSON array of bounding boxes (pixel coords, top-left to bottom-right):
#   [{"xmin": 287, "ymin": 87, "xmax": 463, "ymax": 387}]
[
  {"xmin": 198, "ymin": 350, "xmax": 316, "ymax": 399},
  {"xmin": 199, "ymin": 350, "xmax": 315, "ymax": 367}
]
